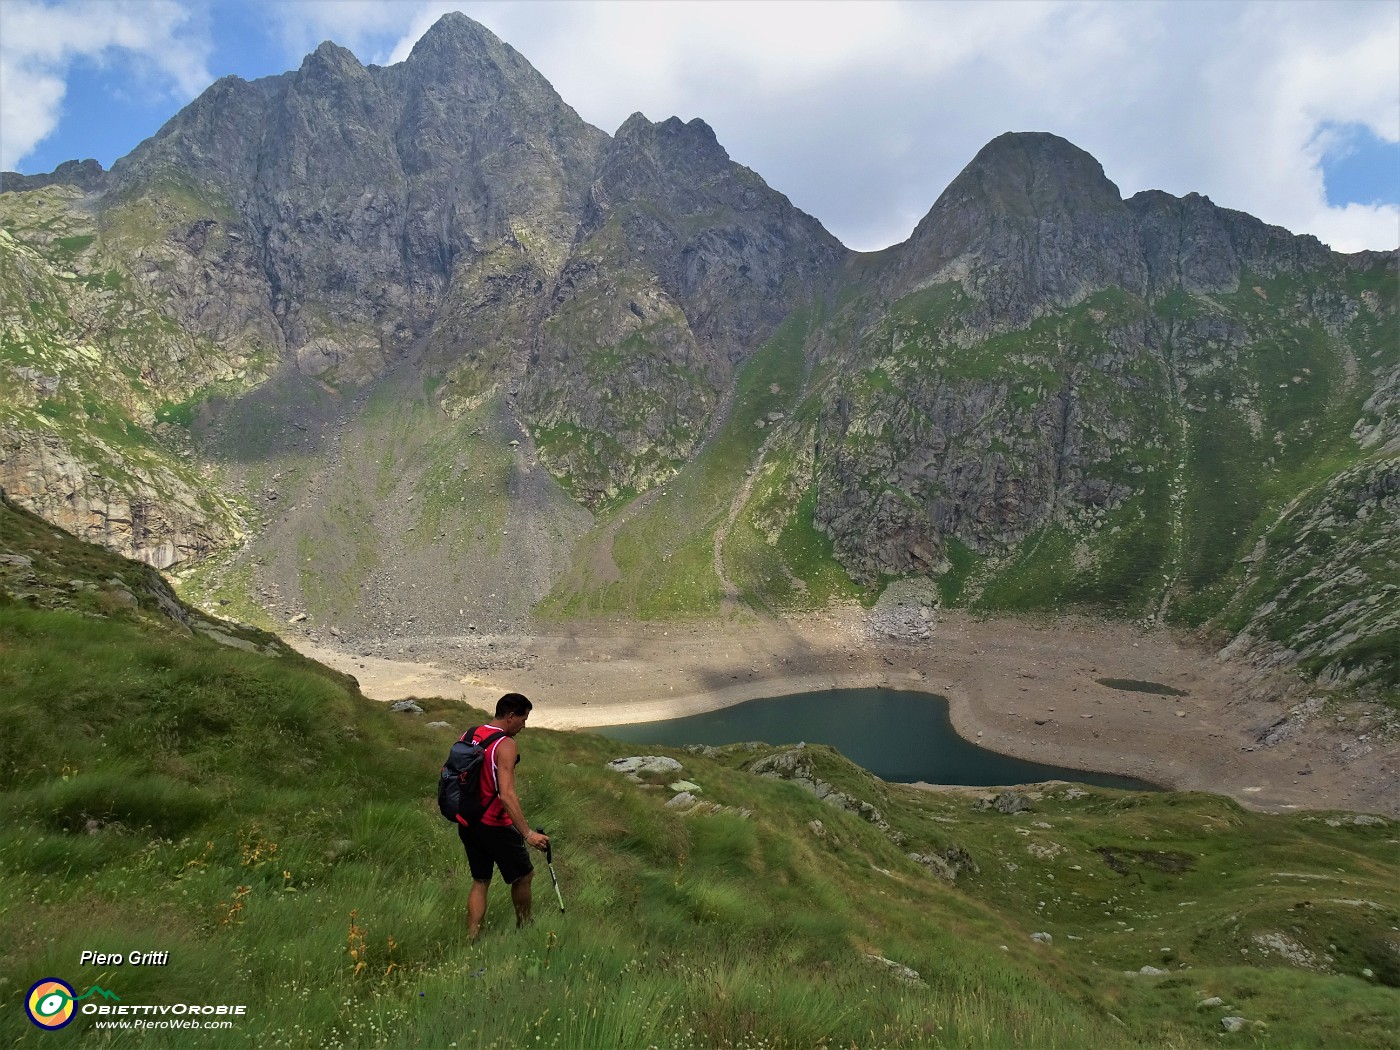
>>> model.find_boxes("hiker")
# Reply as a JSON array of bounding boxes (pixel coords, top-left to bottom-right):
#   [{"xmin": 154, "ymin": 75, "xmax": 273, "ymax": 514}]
[{"xmin": 461, "ymin": 692, "xmax": 550, "ymax": 940}]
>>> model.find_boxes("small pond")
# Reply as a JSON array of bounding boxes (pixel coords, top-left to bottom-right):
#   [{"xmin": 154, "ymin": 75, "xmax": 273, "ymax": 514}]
[{"xmin": 595, "ymin": 687, "xmax": 1159, "ymax": 791}]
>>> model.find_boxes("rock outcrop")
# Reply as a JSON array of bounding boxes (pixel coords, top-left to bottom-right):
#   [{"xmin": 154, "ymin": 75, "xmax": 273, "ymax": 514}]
[
  {"xmin": 748, "ymin": 744, "xmax": 899, "ymax": 839},
  {"xmin": 0, "ymin": 428, "xmax": 235, "ymax": 568}
]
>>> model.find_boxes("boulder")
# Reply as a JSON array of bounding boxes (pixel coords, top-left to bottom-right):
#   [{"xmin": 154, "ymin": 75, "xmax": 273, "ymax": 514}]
[
  {"xmin": 975, "ymin": 791, "xmax": 1033, "ymax": 814},
  {"xmin": 864, "ymin": 954, "xmax": 927, "ymax": 987},
  {"xmin": 607, "ymin": 755, "xmax": 683, "ymax": 776},
  {"xmin": 909, "ymin": 844, "xmax": 979, "ymax": 884}
]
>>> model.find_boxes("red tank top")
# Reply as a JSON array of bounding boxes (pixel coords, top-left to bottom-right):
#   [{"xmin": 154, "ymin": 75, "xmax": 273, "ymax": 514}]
[{"xmin": 471, "ymin": 725, "xmax": 514, "ymax": 826}]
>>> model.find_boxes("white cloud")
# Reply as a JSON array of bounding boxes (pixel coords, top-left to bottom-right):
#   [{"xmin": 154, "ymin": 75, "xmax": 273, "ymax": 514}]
[
  {"xmin": 1304, "ymin": 202, "xmax": 1400, "ymax": 254},
  {"xmin": 0, "ymin": 0, "xmax": 210, "ymax": 170},
  {"xmin": 264, "ymin": 0, "xmax": 428, "ymax": 66},
  {"xmin": 0, "ymin": 56, "xmax": 67, "ymax": 170},
  {"xmin": 1148, "ymin": 1, "xmax": 1400, "ymax": 252}
]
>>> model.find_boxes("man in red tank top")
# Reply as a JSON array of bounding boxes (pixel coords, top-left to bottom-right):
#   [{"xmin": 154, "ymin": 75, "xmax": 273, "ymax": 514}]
[{"xmin": 460, "ymin": 693, "xmax": 550, "ymax": 941}]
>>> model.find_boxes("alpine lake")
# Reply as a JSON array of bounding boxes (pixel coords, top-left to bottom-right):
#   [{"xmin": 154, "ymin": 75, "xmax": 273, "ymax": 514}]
[{"xmin": 594, "ymin": 687, "xmax": 1159, "ymax": 791}]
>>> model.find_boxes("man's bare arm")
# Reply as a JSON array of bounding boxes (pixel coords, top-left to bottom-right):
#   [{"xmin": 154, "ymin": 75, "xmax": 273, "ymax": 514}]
[{"xmin": 494, "ymin": 739, "xmax": 548, "ymax": 851}]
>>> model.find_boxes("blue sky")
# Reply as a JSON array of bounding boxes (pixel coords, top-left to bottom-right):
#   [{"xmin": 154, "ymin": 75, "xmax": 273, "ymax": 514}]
[
  {"xmin": 2, "ymin": 0, "xmax": 1396, "ymax": 252},
  {"xmin": 1318, "ymin": 123, "xmax": 1400, "ymax": 209}
]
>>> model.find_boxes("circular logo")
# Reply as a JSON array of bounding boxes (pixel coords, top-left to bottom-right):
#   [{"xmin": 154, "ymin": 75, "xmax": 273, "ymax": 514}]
[{"xmin": 26, "ymin": 978, "xmax": 77, "ymax": 1030}]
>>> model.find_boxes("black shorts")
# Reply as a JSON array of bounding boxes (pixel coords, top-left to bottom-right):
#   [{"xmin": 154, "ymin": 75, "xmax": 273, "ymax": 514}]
[{"xmin": 458, "ymin": 822, "xmax": 533, "ymax": 885}]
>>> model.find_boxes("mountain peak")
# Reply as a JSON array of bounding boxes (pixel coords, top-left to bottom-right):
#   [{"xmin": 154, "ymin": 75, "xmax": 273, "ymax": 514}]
[
  {"xmin": 976, "ymin": 130, "xmax": 1096, "ymax": 158},
  {"xmin": 299, "ymin": 40, "xmax": 364, "ymax": 78},
  {"xmin": 666, "ymin": 115, "xmax": 719, "ymax": 142},
  {"xmin": 395, "ymin": 11, "xmax": 574, "ymax": 118},
  {"xmin": 942, "ymin": 131, "xmax": 1124, "ymax": 217},
  {"xmin": 612, "ymin": 113, "xmax": 730, "ymax": 172},
  {"xmin": 895, "ymin": 131, "xmax": 1142, "ymax": 320},
  {"xmin": 616, "ymin": 111, "xmax": 653, "ymax": 137},
  {"xmin": 405, "ymin": 11, "xmax": 512, "ymax": 65},
  {"xmin": 310, "ymin": 39, "xmax": 357, "ymax": 61}
]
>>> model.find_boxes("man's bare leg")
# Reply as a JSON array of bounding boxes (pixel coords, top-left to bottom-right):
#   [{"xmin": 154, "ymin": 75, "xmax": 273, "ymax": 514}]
[
  {"xmin": 468, "ymin": 879, "xmax": 490, "ymax": 941},
  {"xmin": 510, "ymin": 870, "xmax": 534, "ymax": 928}
]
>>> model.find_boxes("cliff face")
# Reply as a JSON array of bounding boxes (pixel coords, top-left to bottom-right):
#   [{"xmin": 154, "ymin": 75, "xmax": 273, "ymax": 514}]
[
  {"xmin": 0, "ymin": 429, "xmax": 233, "ymax": 569},
  {"xmin": 1, "ymin": 15, "xmax": 1394, "ymax": 699},
  {"xmin": 520, "ymin": 113, "xmax": 846, "ymax": 504}
]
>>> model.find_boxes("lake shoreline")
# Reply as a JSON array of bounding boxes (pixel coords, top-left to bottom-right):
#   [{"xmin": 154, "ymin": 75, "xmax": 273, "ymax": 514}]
[
  {"xmin": 291, "ymin": 606, "xmax": 1399, "ymax": 818},
  {"xmin": 592, "ymin": 686, "xmax": 1163, "ymax": 792}
]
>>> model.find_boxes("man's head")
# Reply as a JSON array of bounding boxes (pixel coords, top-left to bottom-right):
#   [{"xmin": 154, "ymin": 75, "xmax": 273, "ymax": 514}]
[{"xmin": 495, "ymin": 692, "xmax": 533, "ymax": 735}]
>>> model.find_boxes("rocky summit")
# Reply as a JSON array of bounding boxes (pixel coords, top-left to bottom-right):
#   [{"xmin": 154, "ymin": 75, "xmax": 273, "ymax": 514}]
[{"xmin": 0, "ymin": 12, "xmax": 1395, "ymax": 706}]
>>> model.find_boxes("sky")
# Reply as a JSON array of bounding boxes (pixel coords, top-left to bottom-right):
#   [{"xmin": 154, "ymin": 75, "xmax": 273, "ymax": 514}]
[{"xmin": 1, "ymin": 0, "xmax": 1397, "ymax": 253}]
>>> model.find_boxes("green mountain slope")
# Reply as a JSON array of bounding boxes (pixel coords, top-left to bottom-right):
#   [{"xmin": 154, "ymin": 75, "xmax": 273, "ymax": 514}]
[{"xmin": 3, "ymin": 494, "xmax": 1398, "ymax": 1048}]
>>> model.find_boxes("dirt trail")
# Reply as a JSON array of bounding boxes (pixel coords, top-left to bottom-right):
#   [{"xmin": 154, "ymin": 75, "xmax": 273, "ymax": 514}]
[
  {"xmin": 294, "ymin": 607, "xmax": 1398, "ymax": 818},
  {"xmin": 586, "ymin": 484, "xmax": 665, "ymax": 584}
]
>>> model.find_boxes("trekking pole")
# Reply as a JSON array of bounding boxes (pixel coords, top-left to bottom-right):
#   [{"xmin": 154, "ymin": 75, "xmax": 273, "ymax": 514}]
[{"xmin": 536, "ymin": 827, "xmax": 565, "ymax": 913}]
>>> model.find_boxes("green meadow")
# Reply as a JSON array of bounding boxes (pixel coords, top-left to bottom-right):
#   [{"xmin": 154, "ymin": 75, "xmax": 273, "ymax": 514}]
[{"xmin": 3, "ymin": 496, "xmax": 1398, "ymax": 1048}]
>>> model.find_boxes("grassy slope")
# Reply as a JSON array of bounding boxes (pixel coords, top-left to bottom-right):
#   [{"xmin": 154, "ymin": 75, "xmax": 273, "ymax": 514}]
[
  {"xmin": 538, "ymin": 308, "xmax": 827, "ymax": 619},
  {"xmin": 960, "ymin": 266, "xmax": 1397, "ymax": 709},
  {"xmin": 1215, "ymin": 455, "xmax": 1399, "ymax": 698},
  {"xmin": 181, "ymin": 373, "xmax": 582, "ymax": 633},
  {"xmin": 929, "ymin": 267, "xmax": 1391, "ymax": 628},
  {"xmin": 3, "ymin": 498, "xmax": 1398, "ymax": 1048},
  {"xmin": 1161, "ymin": 268, "xmax": 1390, "ymax": 629}
]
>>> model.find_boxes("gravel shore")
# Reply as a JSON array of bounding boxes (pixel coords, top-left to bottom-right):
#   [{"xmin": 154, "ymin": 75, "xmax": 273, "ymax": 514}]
[{"xmin": 292, "ymin": 606, "xmax": 1399, "ymax": 818}]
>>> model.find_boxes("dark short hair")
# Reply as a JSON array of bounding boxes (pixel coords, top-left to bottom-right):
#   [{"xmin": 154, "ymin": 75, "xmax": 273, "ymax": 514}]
[{"xmin": 496, "ymin": 692, "xmax": 533, "ymax": 718}]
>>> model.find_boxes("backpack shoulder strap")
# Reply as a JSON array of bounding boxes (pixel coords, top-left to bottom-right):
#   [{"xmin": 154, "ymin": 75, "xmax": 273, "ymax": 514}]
[
  {"xmin": 476, "ymin": 730, "xmax": 507, "ymax": 812},
  {"xmin": 465, "ymin": 726, "xmax": 504, "ymax": 746}
]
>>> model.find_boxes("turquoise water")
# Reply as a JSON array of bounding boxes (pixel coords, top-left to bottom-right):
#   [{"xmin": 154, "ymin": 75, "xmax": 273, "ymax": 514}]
[{"xmin": 595, "ymin": 687, "xmax": 1158, "ymax": 791}]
